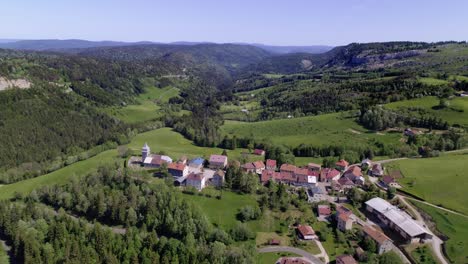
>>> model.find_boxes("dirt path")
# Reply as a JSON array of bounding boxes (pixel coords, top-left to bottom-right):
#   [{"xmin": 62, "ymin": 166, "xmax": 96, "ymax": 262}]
[
  {"xmin": 258, "ymin": 246, "xmax": 325, "ymax": 264},
  {"xmin": 313, "ymin": 240, "xmax": 329, "ymax": 263}
]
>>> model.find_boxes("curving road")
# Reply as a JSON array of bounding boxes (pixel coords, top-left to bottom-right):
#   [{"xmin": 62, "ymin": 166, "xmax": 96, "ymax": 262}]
[{"xmin": 258, "ymin": 246, "xmax": 325, "ymax": 264}]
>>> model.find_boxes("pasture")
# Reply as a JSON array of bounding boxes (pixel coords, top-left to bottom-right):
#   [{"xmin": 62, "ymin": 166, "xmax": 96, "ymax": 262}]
[
  {"xmin": 389, "ymin": 152, "xmax": 468, "ymax": 215},
  {"xmin": 385, "ymin": 96, "xmax": 468, "ymax": 127},
  {"xmin": 411, "ymin": 200, "xmax": 468, "ymax": 264},
  {"xmin": 221, "ymin": 112, "xmax": 402, "ymax": 148}
]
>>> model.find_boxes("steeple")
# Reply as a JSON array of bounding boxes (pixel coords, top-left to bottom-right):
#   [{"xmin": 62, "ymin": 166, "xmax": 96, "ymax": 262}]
[{"xmin": 142, "ymin": 143, "xmax": 150, "ymax": 163}]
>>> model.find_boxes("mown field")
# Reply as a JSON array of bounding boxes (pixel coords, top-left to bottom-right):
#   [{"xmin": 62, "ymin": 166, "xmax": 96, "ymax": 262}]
[
  {"xmin": 221, "ymin": 112, "xmax": 402, "ymax": 148},
  {"xmin": 389, "ymin": 152, "xmax": 468, "ymax": 215},
  {"xmin": 103, "ymin": 85, "xmax": 180, "ymax": 123},
  {"xmin": 385, "ymin": 96, "xmax": 468, "ymax": 127},
  {"xmin": 412, "ymin": 200, "xmax": 468, "ymax": 264},
  {"xmin": 0, "ymin": 149, "xmax": 121, "ymax": 200}
]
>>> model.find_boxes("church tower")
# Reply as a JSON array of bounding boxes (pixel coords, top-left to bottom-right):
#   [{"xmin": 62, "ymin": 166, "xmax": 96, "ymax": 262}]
[{"xmin": 142, "ymin": 143, "xmax": 151, "ymax": 163}]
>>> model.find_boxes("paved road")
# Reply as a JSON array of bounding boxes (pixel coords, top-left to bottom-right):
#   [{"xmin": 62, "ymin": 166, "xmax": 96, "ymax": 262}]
[
  {"xmin": 398, "ymin": 196, "xmax": 449, "ymax": 264},
  {"xmin": 258, "ymin": 246, "xmax": 325, "ymax": 264}
]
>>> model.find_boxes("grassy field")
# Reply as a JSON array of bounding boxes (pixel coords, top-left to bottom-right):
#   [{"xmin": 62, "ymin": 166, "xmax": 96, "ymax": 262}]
[
  {"xmin": 222, "ymin": 112, "xmax": 402, "ymax": 148},
  {"xmin": 256, "ymin": 252, "xmax": 299, "ymax": 264},
  {"xmin": 385, "ymin": 96, "xmax": 468, "ymax": 127},
  {"xmin": 182, "ymin": 190, "xmax": 258, "ymax": 230},
  {"xmin": 103, "ymin": 86, "xmax": 180, "ymax": 124},
  {"xmin": 412, "ymin": 200, "xmax": 468, "ymax": 264},
  {"xmin": 418, "ymin": 77, "xmax": 450, "ymax": 86},
  {"xmin": 127, "ymin": 127, "xmax": 260, "ymax": 162},
  {"xmin": 0, "ymin": 246, "xmax": 8, "ymax": 264},
  {"xmin": 0, "ymin": 149, "xmax": 120, "ymax": 200},
  {"xmin": 407, "ymin": 245, "xmax": 439, "ymax": 264},
  {"xmin": 388, "ymin": 152, "xmax": 468, "ymax": 215}
]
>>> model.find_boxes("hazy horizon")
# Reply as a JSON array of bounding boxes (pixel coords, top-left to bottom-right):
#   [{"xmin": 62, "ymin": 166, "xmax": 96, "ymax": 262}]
[{"xmin": 1, "ymin": 0, "xmax": 467, "ymax": 46}]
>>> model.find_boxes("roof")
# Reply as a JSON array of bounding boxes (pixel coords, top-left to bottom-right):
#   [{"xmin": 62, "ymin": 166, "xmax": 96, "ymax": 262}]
[
  {"xmin": 261, "ymin": 170, "xmax": 281, "ymax": 182},
  {"xmin": 279, "ymin": 258, "xmax": 311, "ymax": 264},
  {"xmin": 253, "ymin": 149, "xmax": 265, "ymax": 155},
  {"xmin": 344, "ymin": 166, "xmax": 362, "ymax": 178},
  {"xmin": 297, "ymin": 225, "xmax": 315, "ymax": 236},
  {"xmin": 308, "ymin": 163, "xmax": 321, "ymax": 169},
  {"xmin": 336, "ymin": 255, "xmax": 358, "ymax": 264},
  {"xmin": 209, "ymin": 154, "xmax": 227, "ymax": 163},
  {"xmin": 336, "ymin": 205, "xmax": 352, "ymax": 217},
  {"xmin": 338, "ymin": 212, "xmax": 351, "ymax": 222},
  {"xmin": 253, "ymin": 160, "xmax": 265, "ymax": 169},
  {"xmin": 372, "ymin": 163, "xmax": 383, "ymax": 172},
  {"xmin": 336, "ymin": 159, "xmax": 349, "ymax": 167},
  {"xmin": 382, "ymin": 175, "xmax": 395, "ymax": 184},
  {"xmin": 318, "ymin": 205, "xmax": 332, "ymax": 216},
  {"xmin": 168, "ymin": 162, "xmax": 186, "ymax": 171},
  {"xmin": 365, "ymin": 197, "xmax": 430, "ymax": 237},
  {"xmin": 242, "ymin": 163, "xmax": 256, "ymax": 170},
  {"xmin": 266, "ymin": 159, "xmax": 277, "ymax": 167},
  {"xmin": 294, "ymin": 167, "xmax": 309, "ymax": 176},
  {"xmin": 280, "ymin": 171, "xmax": 296, "ymax": 182},
  {"xmin": 308, "ymin": 170, "xmax": 320, "ymax": 177},
  {"xmin": 362, "ymin": 226, "xmax": 391, "ymax": 244},
  {"xmin": 189, "ymin": 157, "xmax": 204, "ymax": 166},
  {"xmin": 338, "ymin": 176, "xmax": 354, "ymax": 186},
  {"xmin": 280, "ymin": 163, "xmax": 296, "ymax": 172},
  {"xmin": 215, "ymin": 170, "xmax": 225, "ymax": 177},
  {"xmin": 186, "ymin": 173, "xmax": 204, "ymax": 181},
  {"xmin": 321, "ymin": 168, "xmax": 341, "ymax": 179}
]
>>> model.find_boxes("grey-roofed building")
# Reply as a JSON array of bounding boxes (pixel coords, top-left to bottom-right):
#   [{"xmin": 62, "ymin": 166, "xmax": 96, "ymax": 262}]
[{"xmin": 365, "ymin": 197, "xmax": 432, "ymax": 243}]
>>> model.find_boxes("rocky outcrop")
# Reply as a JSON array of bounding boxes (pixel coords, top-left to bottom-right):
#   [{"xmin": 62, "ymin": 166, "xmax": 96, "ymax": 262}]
[{"xmin": 0, "ymin": 77, "xmax": 31, "ymax": 90}]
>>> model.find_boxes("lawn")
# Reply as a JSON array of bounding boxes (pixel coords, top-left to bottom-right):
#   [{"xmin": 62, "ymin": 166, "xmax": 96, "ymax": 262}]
[
  {"xmin": 388, "ymin": 152, "xmax": 468, "ymax": 215},
  {"xmin": 407, "ymin": 245, "xmax": 439, "ymax": 264},
  {"xmin": 312, "ymin": 221, "xmax": 351, "ymax": 262},
  {"xmin": 181, "ymin": 190, "xmax": 258, "ymax": 230},
  {"xmin": 127, "ymin": 127, "xmax": 258, "ymax": 162},
  {"xmin": 385, "ymin": 96, "xmax": 468, "ymax": 127},
  {"xmin": 221, "ymin": 112, "xmax": 402, "ymax": 148},
  {"xmin": 411, "ymin": 200, "xmax": 468, "ymax": 264},
  {"xmin": 0, "ymin": 149, "xmax": 120, "ymax": 200},
  {"xmin": 256, "ymin": 252, "xmax": 299, "ymax": 264},
  {"xmin": 103, "ymin": 86, "xmax": 180, "ymax": 124}
]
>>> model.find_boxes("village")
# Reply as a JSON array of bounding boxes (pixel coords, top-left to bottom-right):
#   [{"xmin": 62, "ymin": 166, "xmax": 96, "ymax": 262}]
[{"xmin": 128, "ymin": 143, "xmax": 436, "ymax": 264}]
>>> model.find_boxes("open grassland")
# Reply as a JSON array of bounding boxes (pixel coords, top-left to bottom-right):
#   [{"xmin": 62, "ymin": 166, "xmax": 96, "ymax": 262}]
[
  {"xmin": 418, "ymin": 77, "xmax": 450, "ymax": 86},
  {"xmin": 222, "ymin": 112, "xmax": 402, "ymax": 148},
  {"xmin": 127, "ymin": 127, "xmax": 260, "ymax": 161},
  {"xmin": 103, "ymin": 86, "xmax": 179, "ymax": 124},
  {"xmin": 0, "ymin": 149, "xmax": 120, "ymax": 200},
  {"xmin": 412, "ymin": 200, "xmax": 468, "ymax": 264},
  {"xmin": 385, "ymin": 96, "xmax": 468, "ymax": 127},
  {"xmin": 389, "ymin": 152, "xmax": 468, "ymax": 215},
  {"xmin": 406, "ymin": 245, "xmax": 439, "ymax": 264}
]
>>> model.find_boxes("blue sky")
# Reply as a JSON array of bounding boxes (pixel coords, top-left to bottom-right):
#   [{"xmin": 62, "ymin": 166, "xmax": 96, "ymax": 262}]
[{"xmin": 1, "ymin": 0, "xmax": 467, "ymax": 45}]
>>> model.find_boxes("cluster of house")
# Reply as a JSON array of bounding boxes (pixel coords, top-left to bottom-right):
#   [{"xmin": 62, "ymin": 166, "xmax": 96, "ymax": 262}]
[{"xmin": 141, "ymin": 143, "xmax": 228, "ymax": 191}]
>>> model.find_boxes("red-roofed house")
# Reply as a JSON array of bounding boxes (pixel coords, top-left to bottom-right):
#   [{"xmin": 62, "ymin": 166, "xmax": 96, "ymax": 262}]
[
  {"xmin": 253, "ymin": 160, "xmax": 265, "ymax": 174},
  {"xmin": 336, "ymin": 159, "xmax": 350, "ymax": 171},
  {"xmin": 209, "ymin": 155, "xmax": 228, "ymax": 169},
  {"xmin": 336, "ymin": 255, "xmax": 358, "ymax": 264},
  {"xmin": 337, "ymin": 177, "xmax": 355, "ymax": 189},
  {"xmin": 253, "ymin": 149, "xmax": 266, "ymax": 156},
  {"xmin": 317, "ymin": 204, "xmax": 332, "ymax": 217},
  {"xmin": 280, "ymin": 163, "xmax": 296, "ymax": 173},
  {"xmin": 307, "ymin": 163, "xmax": 321, "ymax": 172},
  {"xmin": 168, "ymin": 162, "xmax": 188, "ymax": 177},
  {"xmin": 380, "ymin": 175, "xmax": 399, "ymax": 188},
  {"xmin": 185, "ymin": 173, "xmax": 206, "ymax": 191},
  {"xmin": 266, "ymin": 159, "xmax": 277, "ymax": 171},
  {"xmin": 261, "ymin": 170, "xmax": 282, "ymax": 184},
  {"xmin": 320, "ymin": 168, "xmax": 341, "ymax": 182},
  {"xmin": 370, "ymin": 163, "xmax": 384, "ymax": 177},
  {"xmin": 280, "ymin": 171, "xmax": 296, "ymax": 184},
  {"xmin": 343, "ymin": 166, "xmax": 362, "ymax": 181},
  {"xmin": 362, "ymin": 226, "xmax": 393, "ymax": 254},
  {"xmin": 242, "ymin": 162, "xmax": 256, "ymax": 173},
  {"xmin": 279, "ymin": 257, "xmax": 311, "ymax": 264},
  {"xmin": 296, "ymin": 225, "xmax": 317, "ymax": 240},
  {"xmin": 337, "ymin": 211, "xmax": 354, "ymax": 231}
]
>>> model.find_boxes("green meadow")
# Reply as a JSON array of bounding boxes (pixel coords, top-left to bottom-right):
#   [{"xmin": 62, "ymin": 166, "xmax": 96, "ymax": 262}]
[
  {"xmin": 411, "ymin": 200, "xmax": 468, "ymax": 264},
  {"xmin": 389, "ymin": 152, "xmax": 468, "ymax": 215},
  {"xmin": 385, "ymin": 96, "xmax": 468, "ymax": 127},
  {"xmin": 256, "ymin": 252, "xmax": 299, "ymax": 264},
  {"xmin": 103, "ymin": 86, "xmax": 180, "ymax": 124},
  {"xmin": 221, "ymin": 112, "xmax": 402, "ymax": 148}
]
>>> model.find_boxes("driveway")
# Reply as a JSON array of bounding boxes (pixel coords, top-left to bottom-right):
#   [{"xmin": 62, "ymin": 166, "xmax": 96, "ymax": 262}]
[{"xmin": 258, "ymin": 246, "xmax": 325, "ymax": 264}]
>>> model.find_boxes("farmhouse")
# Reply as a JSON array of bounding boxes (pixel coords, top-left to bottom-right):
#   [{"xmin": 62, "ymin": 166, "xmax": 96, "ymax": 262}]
[
  {"xmin": 278, "ymin": 257, "xmax": 311, "ymax": 264},
  {"xmin": 242, "ymin": 160, "xmax": 265, "ymax": 174},
  {"xmin": 365, "ymin": 197, "xmax": 432, "ymax": 243},
  {"xmin": 336, "ymin": 255, "xmax": 358, "ymax": 264},
  {"xmin": 336, "ymin": 159, "xmax": 349, "ymax": 171},
  {"xmin": 143, "ymin": 154, "xmax": 173, "ymax": 168},
  {"xmin": 253, "ymin": 149, "xmax": 265, "ymax": 156},
  {"xmin": 361, "ymin": 226, "xmax": 393, "ymax": 254},
  {"xmin": 209, "ymin": 155, "xmax": 228, "ymax": 169},
  {"xmin": 336, "ymin": 206, "xmax": 354, "ymax": 231},
  {"xmin": 280, "ymin": 163, "xmax": 296, "ymax": 173},
  {"xmin": 320, "ymin": 168, "xmax": 341, "ymax": 182},
  {"xmin": 188, "ymin": 157, "xmax": 204, "ymax": 169},
  {"xmin": 296, "ymin": 224, "xmax": 317, "ymax": 240},
  {"xmin": 261, "ymin": 170, "xmax": 282, "ymax": 184},
  {"xmin": 317, "ymin": 204, "xmax": 332, "ymax": 217},
  {"xmin": 212, "ymin": 170, "xmax": 225, "ymax": 187},
  {"xmin": 380, "ymin": 175, "xmax": 399, "ymax": 188},
  {"xmin": 266, "ymin": 159, "xmax": 277, "ymax": 171},
  {"xmin": 370, "ymin": 163, "xmax": 384, "ymax": 177},
  {"xmin": 185, "ymin": 172, "xmax": 206, "ymax": 191},
  {"xmin": 168, "ymin": 162, "xmax": 188, "ymax": 177}
]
